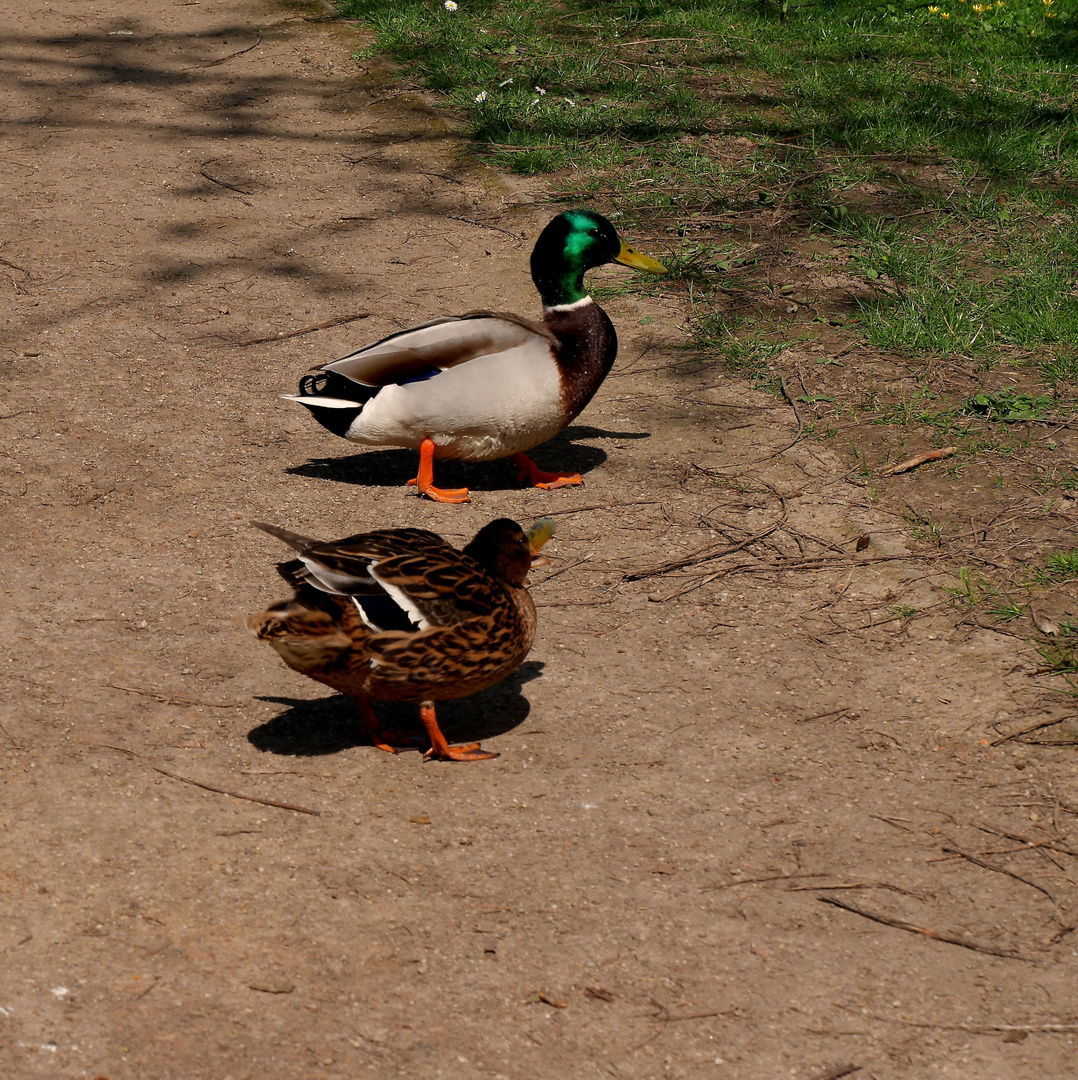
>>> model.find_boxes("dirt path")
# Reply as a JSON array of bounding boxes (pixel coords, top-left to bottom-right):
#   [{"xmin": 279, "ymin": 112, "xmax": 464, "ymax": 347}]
[{"xmin": 2, "ymin": 2, "xmax": 1077, "ymax": 1078}]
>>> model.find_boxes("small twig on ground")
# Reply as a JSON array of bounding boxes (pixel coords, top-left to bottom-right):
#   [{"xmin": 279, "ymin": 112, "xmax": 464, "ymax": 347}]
[
  {"xmin": 788, "ymin": 882, "xmax": 925, "ymax": 899},
  {"xmin": 869, "ymin": 813, "xmax": 914, "ymax": 832},
  {"xmin": 97, "ymin": 745, "xmax": 321, "ymax": 816},
  {"xmin": 228, "ymin": 311, "xmax": 373, "ymax": 346},
  {"xmin": 992, "ymin": 715, "xmax": 1076, "ymax": 746},
  {"xmin": 941, "ymin": 847, "xmax": 1057, "ymax": 904},
  {"xmin": 881, "ymin": 447, "xmax": 957, "ymax": 476},
  {"xmin": 702, "ymin": 872, "xmax": 831, "ymax": 892},
  {"xmin": 445, "ymin": 215, "xmax": 524, "ymax": 242},
  {"xmin": 797, "ymin": 707, "xmax": 851, "ymax": 724},
  {"xmin": 541, "ymin": 500, "xmax": 660, "ymax": 518},
  {"xmin": 648, "ymin": 552, "xmax": 923, "ymax": 603},
  {"xmin": 534, "ymin": 596, "xmax": 616, "ymax": 608},
  {"xmin": 820, "ymin": 896, "xmax": 1029, "ymax": 961},
  {"xmin": 701, "ymin": 378, "xmax": 804, "ymax": 469},
  {"xmin": 855, "ymin": 1011, "xmax": 1078, "ymax": 1036},
  {"xmin": 199, "ymin": 158, "xmax": 253, "ymax": 196},
  {"xmin": 109, "ymin": 683, "xmax": 245, "ymax": 709},
  {"xmin": 626, "ymin": 477, "xmax": 787, "ymax": 579},
  {"xmin": 189, "ymin": 32, "xmax": 262, "ymax": 69}
]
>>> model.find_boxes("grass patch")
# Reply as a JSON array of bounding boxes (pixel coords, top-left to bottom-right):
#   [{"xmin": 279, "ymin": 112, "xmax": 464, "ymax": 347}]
[{"xmin": 338, "ymin": 0, "xmax": 1078, "ymax": 384}]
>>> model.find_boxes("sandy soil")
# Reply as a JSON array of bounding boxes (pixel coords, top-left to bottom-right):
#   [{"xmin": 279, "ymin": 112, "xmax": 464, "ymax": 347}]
[{"xmin": 3, "ymin": 2, "xmax": 1078, "ymax": 1078}]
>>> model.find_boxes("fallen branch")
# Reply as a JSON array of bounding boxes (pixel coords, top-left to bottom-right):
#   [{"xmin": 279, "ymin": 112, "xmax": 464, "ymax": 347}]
[
  {"xmin": 992, "ymin": 715, "xmax": 1076, "ymax": 746},
  {"xmin": 109, "ymin": 683, "xmax": 245, "ymax": 709},
  {"xmin": 626, "ymin": 478, "xmax": 788, "ymax": 580},
  {"xmin": 881, "ymin": 447, "xmax": 957, "ymax": 476},
  {"xmin": 446, "ymin": 214, "xmax": 524, "ymax": 242},
  {"xmin": 941, "ymin": 847, "xmax": 1057, "ymax": 904},
  {"xmin": 856, "ymin": 1011, "xmax": 1078, "ymax": 1036},
  {"xmin": 702, "ymin": 872, "xmax": 832, "ymax": 892},
  {"xmin": 229, "ymin": 311, "xmax": 372, "ymax": 346},
  {"xmin": 693, "ymin": 380, "xmax": 804, "ymax": 470},
  {"xmin": 199, "ymin": 158, "xmax": 252, "ymax": 196},
  {"xmin": 152, "ymin": 765, "xmax": 320, "ymax": 817},
  {"xmin": 189, "ymin": 32, "xmax": 262, "ymax": 69},
  {"xmin": 819, "ymin": 896, "xmax": 1029, "ymax": 961},
  {"xmin": 97, "ymin": 745, "xmax": 321, "ymax": 816},
  {"xmin": 648, "ymin": 553, "xmax": 921, "ymax": 603}
]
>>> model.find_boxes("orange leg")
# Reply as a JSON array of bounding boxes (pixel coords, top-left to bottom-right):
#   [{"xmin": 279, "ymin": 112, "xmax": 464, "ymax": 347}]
[
  {"xmin": 406, "ymin": 438, "xmax": 470, "ymax": 504},
  {"xmin": 355, "ymin": 698, "xmax": 424, "ymax": 754},
  {"xmin": 420, "ymin": 702, "xmax": 498, "ymax": 762},
  {"xmin": 512, "ymin": 452, "xmax": 583, "ymax": 491}
]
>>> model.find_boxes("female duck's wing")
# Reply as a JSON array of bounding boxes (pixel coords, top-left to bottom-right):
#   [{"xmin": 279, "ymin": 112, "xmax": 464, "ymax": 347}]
[
  {"xmin": 314, "ymin": 312, "xmax": 559, "ymax": 388},
  {"xmin": 253, "ymin": 522, "xmax": 499, "ymax": 634}
]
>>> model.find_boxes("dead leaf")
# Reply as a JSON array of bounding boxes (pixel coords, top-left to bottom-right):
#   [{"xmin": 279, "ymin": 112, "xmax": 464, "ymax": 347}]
[
  {"xmin": 1031, "ymin": 607, "xmax": 1059, "ymax": 636},
  {"xmin": 585, "ymin": 986, "xmax": 614, "ymax": 1002},
  {"xmin": 538, "ymin": 992, "xmax": 567, "ymax": 1009}
]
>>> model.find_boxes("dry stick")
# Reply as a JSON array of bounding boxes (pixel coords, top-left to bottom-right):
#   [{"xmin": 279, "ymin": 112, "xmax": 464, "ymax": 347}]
[
  {"xmin": 189, "ymin": 32, "xmax": 262, "ymax": 69},
  {"xmin": 651, "ymin": 553, "xmax": 921, "ymax": 604},
  {"xmin": 789, "ymin": 882, "xmax": 926, "ymax": 899},
  {"xmin": 992, "ymin": 715, "xmax": 1076, "ymax": 746},
  {"xmin": 942, "ymin": 847, "xmax": 1057, "ymax": 904},
  {"xmin": 797, "ymin": 707, "xmax": 851, "ymax": 723},
  {"xmin": 110, "ymin": 683, "xmax": 245, "ymax": 709},
  {"xmin": 881, "ymin": 447, "xmax": 957, "ymax": 476},
  {"xmin": 702, "ymin": 872, "xmax": 831, "ymax": 892},
  {"xmin": 151, "ymin": 766, "xmax": 321, "ymax": 816},
  {"xmin": 199, "ymin": 158, "xmax": 252, "ymax": 196},
  {"xmin": 445, "ymin": 214, "xmax": 524, "ymax": 241},
  {"xmin": 703, "ymin": 376, "xmax": 804, "ymax": 470},
  {"xmin": 626, "ymin": 479, "xmax": 788, "ymax": 580},
  {"xmin": 860, "ymin": 1013, "xmax": 1078, "ymax": 1036},
  {"xmin": 97, "ymin": 745, "xmax": 320, "ymax": 816},
  {"xmin": 819, "ymin": 896, "xmax": 1029, "ymax": 962},
  {"xmin": 541, "ymin": 500, "xmax": 660, "ymax": 518},
  {"xmin": 229, "ymin": 311, "xmax": 373, "ymax": 346},
  {"xmin": 535, "ymin": 596, "xmax": 616, "ymax": 608}
]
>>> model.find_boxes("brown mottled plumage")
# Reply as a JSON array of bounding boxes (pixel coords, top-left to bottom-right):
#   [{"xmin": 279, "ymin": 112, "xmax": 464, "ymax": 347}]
[{"xmin": 245, "ymin": 517, "xmax": 553, "ymax": 761}]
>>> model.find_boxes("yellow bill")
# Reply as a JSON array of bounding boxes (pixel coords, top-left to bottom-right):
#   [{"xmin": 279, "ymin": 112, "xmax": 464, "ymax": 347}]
[
  {"xmin": 526, "ymin": 517, "xmax": 557, "ymax": 554},
  {"xmin": 614, "ymin": 240, "xmax": 667, "ymax": 275}
]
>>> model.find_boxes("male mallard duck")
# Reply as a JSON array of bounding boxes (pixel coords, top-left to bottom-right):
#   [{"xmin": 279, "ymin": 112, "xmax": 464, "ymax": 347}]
[
  {"xmin": 246, "ymin": 516, "xmax": 555, "ymax": 761},
  {"xmin": 285, "ymin": 210, "xmax": 666, "ymax": 503}
]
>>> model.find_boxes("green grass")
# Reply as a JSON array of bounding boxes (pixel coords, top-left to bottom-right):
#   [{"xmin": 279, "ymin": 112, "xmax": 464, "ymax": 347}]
[{"xmin": 338, "ymin": 0, "xmax": 1078, "ymax": 382}]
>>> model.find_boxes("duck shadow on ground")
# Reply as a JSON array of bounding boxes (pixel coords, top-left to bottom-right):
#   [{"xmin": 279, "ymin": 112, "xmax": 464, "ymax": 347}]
[
  {"xmin": 247, "ymin": 661, "xmax": 545, "ymax": 757},
  {"xmin": 285, "ymin": 425, "xmax": 650, "ymax": 492}
]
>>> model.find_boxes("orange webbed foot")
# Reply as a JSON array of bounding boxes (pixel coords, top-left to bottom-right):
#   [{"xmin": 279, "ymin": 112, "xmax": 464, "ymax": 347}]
[
  {"xmin": 419, "ymin": 704, "xmax": 498, "ymax": 763},
  {"xmin": 425, "ymin": 743, "xmax": 500, "ymax": 762},
  {"xmin": 409, "ymin": 438, "xmax": 470, "ymax": 503},
  {"xmin": 512, "ymin": 453, "xmax": 583, "ymax": 490},
  {"xmin": 356, "ymin": 700, "xmax": 425, "ymax": 754}
]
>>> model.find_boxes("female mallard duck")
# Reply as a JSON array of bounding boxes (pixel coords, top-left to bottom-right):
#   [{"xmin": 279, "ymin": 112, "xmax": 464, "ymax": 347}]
[
  {"xmin": 286, "ymin": 210, "xmax": 666, "ymax": 503},
  {"xmin": 246, "ymin": 516, "xmax": 555, "ymax": 761}
]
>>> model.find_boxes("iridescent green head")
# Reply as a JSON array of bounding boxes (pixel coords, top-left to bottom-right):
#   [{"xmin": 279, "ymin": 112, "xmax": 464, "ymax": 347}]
[{"xmin": 529, "ymin": 210, "xmax": 667, "ymax": 308}]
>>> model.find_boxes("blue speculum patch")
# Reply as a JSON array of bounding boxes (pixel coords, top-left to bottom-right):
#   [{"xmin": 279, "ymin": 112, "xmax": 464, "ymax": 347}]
[{"xmin": 396, "ymin": 367, "xmax": 441, "ymax": 386}]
